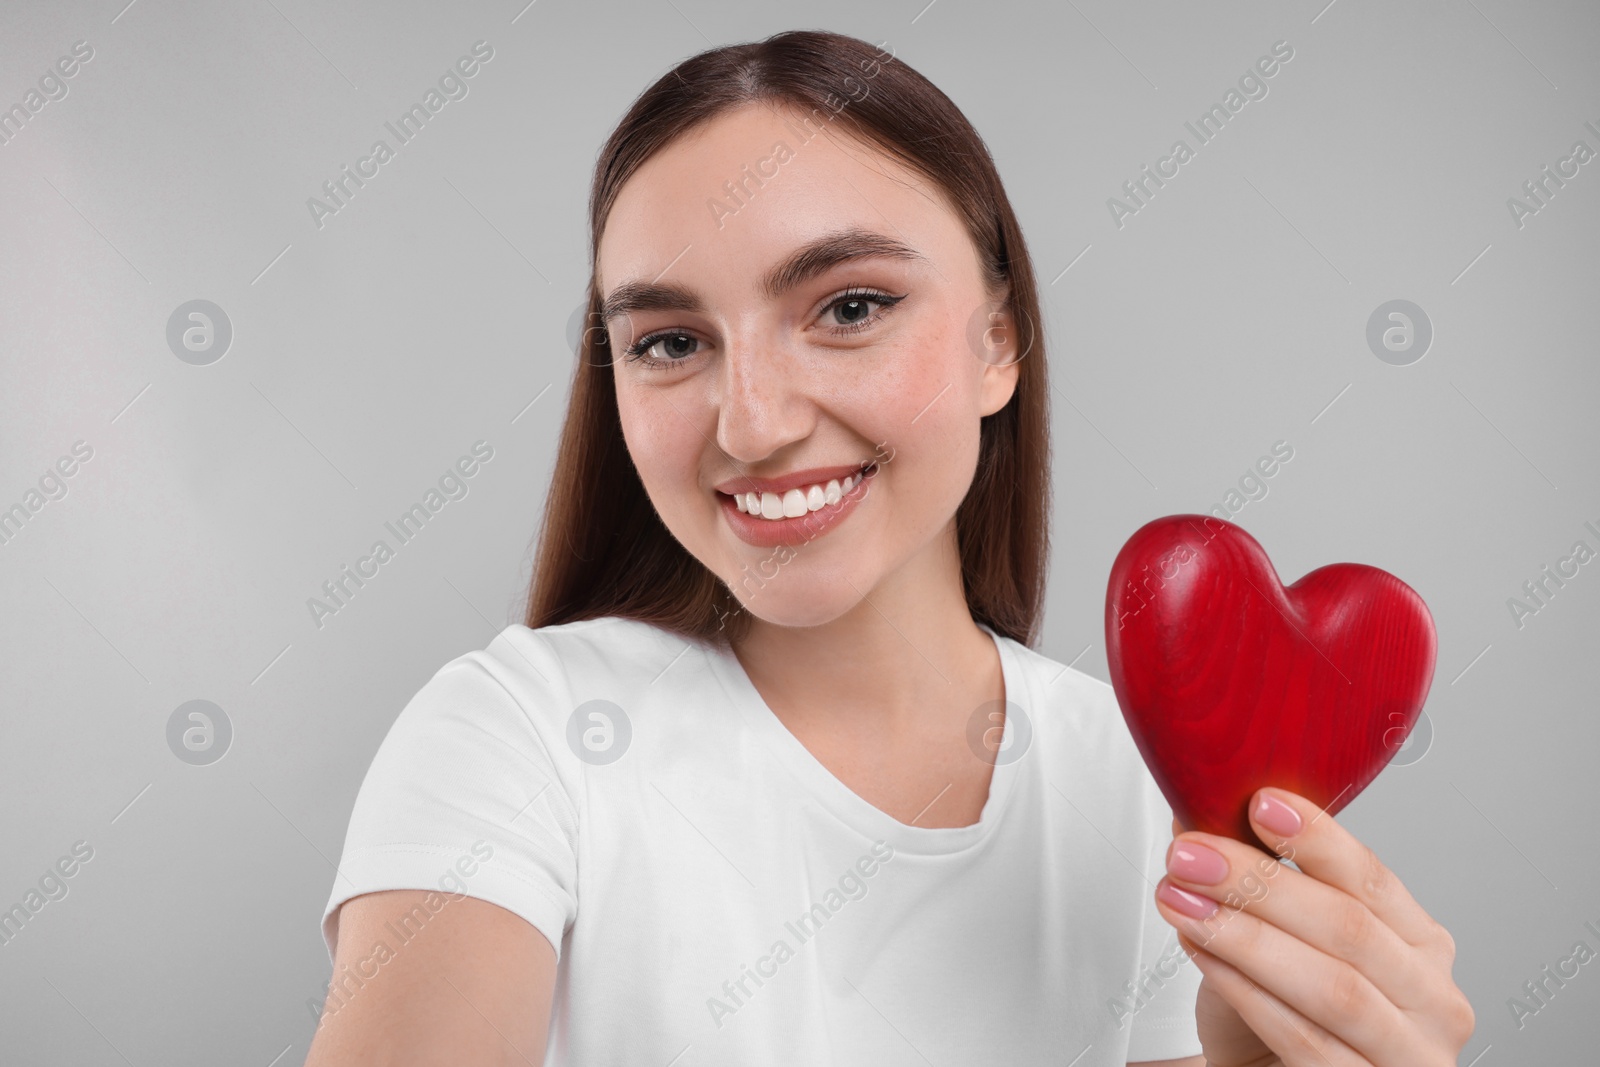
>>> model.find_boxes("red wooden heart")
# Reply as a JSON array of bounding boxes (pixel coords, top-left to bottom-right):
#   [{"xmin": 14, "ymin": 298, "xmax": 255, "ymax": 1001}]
[{"xmin": 1104, "ymin": 514, "xmax": 1436, "ymax": 853}]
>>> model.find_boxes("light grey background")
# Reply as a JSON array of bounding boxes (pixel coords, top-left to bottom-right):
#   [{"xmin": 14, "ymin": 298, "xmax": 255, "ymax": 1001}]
[{"xmin": 2, "ymin": 0, "xmax": 1596, "ymax": 1062}]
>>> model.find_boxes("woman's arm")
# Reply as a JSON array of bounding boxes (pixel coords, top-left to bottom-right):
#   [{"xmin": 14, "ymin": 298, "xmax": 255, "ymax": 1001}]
[{"xmin": 303, "ymin": 889, "xmax": 557, "ymax": 1066}]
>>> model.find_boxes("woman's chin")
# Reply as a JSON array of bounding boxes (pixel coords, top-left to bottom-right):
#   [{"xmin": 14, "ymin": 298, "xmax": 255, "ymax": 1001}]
[{"xmin": 722, "ymin": 579, "xmax": 875, "ymax": 632}]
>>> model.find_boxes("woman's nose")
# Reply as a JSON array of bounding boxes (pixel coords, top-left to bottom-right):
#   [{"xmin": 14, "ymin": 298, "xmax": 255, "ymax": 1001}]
[{"xmin": 713, "ymin": 339, "xmax": 816, "ymax": 465}]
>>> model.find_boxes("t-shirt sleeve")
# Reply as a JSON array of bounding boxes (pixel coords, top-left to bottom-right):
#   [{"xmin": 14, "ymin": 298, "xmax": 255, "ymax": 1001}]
[
  {"xmin": 320, "ymin": 630, "xmax": 581, "ymax": 965},
  {"xmin": 1123, "ymin": 784, "xmax": 1205, "ymax": 1063}
]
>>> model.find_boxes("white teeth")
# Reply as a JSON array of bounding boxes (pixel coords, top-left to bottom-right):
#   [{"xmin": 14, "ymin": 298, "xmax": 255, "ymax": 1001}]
[{"xmin": 729, "ymin": 467, "xmax": 871, "ymax": 522}]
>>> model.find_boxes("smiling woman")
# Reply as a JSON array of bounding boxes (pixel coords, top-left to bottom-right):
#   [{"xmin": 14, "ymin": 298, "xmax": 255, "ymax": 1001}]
[{"xmin": 303, "ymin": 28, "xmax": 1470, "ymax": 1067}]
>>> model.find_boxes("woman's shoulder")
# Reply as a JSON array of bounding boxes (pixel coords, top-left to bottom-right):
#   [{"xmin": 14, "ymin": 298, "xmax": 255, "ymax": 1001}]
[
  {"xmin": 491, "ymin": 614, "xmax": 703, "ymax": 683},
  {"xmin": 996, "ymin": 634, "xmax": 1153, "ymax": 773},
  {"xmin": 998, "ymin": 633, "xmax": 1123, "ymax": 718},
  {"xmin": 997, "ymin": 635, "xmax": 1174, "ymax": 839},
  {"xmin": 399, "ymin": 614, "xmax": 702, "ymax": 731},
  {"xmin": 360, "ymin": 615, "xmax": 701, "ymax": 805}
]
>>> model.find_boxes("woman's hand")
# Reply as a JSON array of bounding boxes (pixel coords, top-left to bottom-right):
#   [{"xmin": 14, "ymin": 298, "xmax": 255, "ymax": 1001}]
[{"xmin": 1152, "ymin": 786, "xmax": 1475, "ymax": 1066}]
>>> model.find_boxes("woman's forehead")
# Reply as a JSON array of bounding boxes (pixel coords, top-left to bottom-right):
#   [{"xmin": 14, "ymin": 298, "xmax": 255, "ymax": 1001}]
[{"xmin": 596, "ymin": 104, "xmax": 965, "ymax": 296}]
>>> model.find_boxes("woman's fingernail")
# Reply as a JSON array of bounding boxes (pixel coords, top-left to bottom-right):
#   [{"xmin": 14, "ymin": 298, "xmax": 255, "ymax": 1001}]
[
  {"xmin": 1167, "ymin": 841, "xmax": 1229, "ymax": 885},
  {"xmin": 1158, "ymin": 880, "xmax": 1219, "ymax": 920},
  {"xmin": 1254, "ymin": 792, "xmax": 1303, "ymax": 838}
]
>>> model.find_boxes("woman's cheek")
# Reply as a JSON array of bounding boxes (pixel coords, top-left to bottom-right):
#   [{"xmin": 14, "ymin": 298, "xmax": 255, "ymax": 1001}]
[
  {"xmin": 857, "ymin": 336, "xmax": 948, "ymax": 433},
  {"xmin": 886, "ymin": 410, "xmax": 981, "ymax": 531},
  {"xmin": 865, "ymin": 339, "xmax": 984, "ymax": 506},
  {"xmin": 617, "ymin": 390, "xmax": 702, "ymax": 525}
]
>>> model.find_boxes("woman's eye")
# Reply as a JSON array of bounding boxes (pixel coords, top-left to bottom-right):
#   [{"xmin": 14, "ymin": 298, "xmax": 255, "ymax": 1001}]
[
  {"xmin": 830, "ymin": 297, "xmax": 876, "ymax": 325},
  {"xmin": 625, "ymin": 332, "xmax": 701, "ymax": 368},
  {"xmin": 821, "ymin": 289, "xmax": 904, "ymax": 335},
  {"xmin": 622, "ymin": 289, "xmax": 904, "ymax": 371}
]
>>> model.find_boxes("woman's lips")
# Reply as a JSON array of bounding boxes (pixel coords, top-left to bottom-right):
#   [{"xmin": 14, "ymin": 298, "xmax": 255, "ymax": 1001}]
[
  {"xmin": 718, "ymin": 462, "xmax": 877, "ymax": 547},
  {"xmin": 712, "ymin": 459, "xmax": 874, "ymax": 497}
]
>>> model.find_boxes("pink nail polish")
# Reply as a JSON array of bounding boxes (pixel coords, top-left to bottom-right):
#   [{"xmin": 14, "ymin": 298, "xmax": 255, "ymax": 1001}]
[
  {"xmin": 1255, "ymin": 793, "xmax": 1303, "ymax": 838},
  {"xmin": 1158, "ymin": 880, "xmax": 1219, "ymax": 920},
  {"xmin": 1167, "ymin": 842, "xmax": 1229, "ymax": 885}
]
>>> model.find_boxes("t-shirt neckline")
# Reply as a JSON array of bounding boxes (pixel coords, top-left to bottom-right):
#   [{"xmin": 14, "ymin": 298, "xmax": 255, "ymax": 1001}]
[{"xmin": 703, "ymin": 622, "xmax": 1025, "ymax": 856}]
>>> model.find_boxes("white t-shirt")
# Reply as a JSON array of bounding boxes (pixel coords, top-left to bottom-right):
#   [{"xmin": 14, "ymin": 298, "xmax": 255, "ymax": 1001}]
[{"xmin": 322, "ymin": 615, "xmax": 1204, "ymax": 1065}]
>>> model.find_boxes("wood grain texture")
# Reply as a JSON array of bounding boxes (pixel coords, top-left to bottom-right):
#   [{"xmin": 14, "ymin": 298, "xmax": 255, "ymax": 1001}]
[{"xmin": 1104, "ymin": 514, "xmax": 1436, "ymax": 853}]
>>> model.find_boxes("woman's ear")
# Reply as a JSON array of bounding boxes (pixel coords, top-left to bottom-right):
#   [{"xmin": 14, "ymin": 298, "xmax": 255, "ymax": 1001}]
[
  {"xmin": 977, "ymin": 305, "xmax": 1023, "ymax": 416},
  {"xmin": 979, "ymin": 354, "xmax": 1021, "ymax": 417}
]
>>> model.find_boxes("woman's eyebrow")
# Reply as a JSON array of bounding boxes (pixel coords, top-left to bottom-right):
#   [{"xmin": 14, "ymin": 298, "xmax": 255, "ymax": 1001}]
[{"xmin": 600, "ymin": 228, "xmax": 926, "ymax": 322}]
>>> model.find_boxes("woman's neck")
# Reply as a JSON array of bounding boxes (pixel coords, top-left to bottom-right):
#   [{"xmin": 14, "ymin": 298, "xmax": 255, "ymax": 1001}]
[{"xmin": 727, "ymin": 529, "xmax": 1008, "ymax": 827}]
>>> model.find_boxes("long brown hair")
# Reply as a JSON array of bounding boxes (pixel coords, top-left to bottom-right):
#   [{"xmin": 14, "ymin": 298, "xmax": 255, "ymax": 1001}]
[{"xmin": 525, "ymin": 29, "xmax": 1051, "ymax": 649}]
